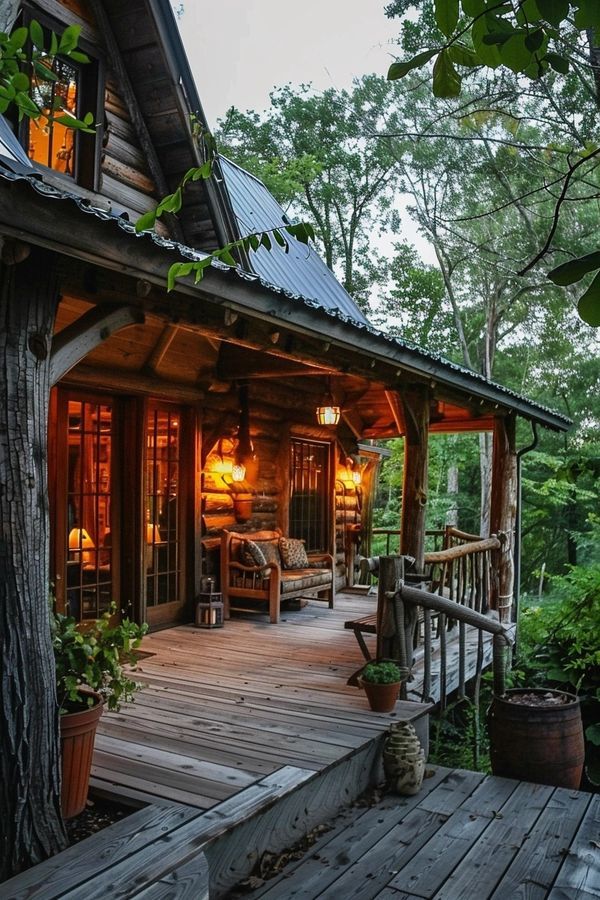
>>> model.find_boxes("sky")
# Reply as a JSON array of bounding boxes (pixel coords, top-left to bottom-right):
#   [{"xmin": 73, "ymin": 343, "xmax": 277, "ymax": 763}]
[
  {"xmin": 176, "ymin": 0, "xmax": 435, "ymax": 266},
  {"xmin": 177, "ymin": 0, "xmax": 401, "ymax": 127}
]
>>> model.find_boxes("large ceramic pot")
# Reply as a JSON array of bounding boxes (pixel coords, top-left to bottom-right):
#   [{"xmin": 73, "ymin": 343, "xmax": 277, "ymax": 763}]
[
  {"xmin": 487, "ymin": 688, "xmax": 584, "ymax": 789},
  {"xmin": 59, "ymin": 689, "xmax": 104, "ymax": 818}
]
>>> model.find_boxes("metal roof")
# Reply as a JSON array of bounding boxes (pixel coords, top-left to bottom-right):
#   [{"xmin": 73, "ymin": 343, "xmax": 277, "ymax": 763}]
[
  {"xmin": 218, "ymin": 156, "xmax": 370, "ymax": 325},
  {"xmin": 0, "ymin": 131, "xmax": 571, "ymax": 433}
]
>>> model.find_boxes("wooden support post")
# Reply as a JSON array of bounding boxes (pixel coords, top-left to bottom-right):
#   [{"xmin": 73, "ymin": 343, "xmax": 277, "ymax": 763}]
[
  {"xmin": 377, "ymin": 556, "xmax": 412, "ymax": 665},
  {"xmin": 400, "ymin": 385, "xmax": 430, "ymax": 572},
  {"xmin": 489, "ymin": 415, "xmax": 517, "ymax": 623}
]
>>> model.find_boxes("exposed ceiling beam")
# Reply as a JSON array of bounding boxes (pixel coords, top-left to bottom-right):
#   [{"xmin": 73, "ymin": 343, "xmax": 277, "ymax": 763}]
[
  {"xmin": 143, "ymin": 323, "xmax": 180, "ymax": 375},
  {"xmin": 50, "ymin": 305, "xmax": 144, "ymax": 385},
  {"xmin": 385, "ymin": 389, "xmax": 406, "ymax": 436}
]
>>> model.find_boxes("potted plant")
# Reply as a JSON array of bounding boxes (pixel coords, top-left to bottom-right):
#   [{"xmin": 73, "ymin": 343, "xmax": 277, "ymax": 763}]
[
  {"xmin": 52, "ymin": 604, "xmax": 148, "ymax": 818},
  {"xmin": 357, "ymin": 660, "xmax": 409, "ymax": 713}
]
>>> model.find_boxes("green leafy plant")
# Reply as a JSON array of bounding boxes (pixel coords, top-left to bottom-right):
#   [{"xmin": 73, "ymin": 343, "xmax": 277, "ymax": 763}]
[
  {"xmin": 51, "ymin": 604, "xmax": 148, "ymax": 713},
  {"xmin": 0, "ymin": 21, "xmax": 94, "ymax": 132},
  {"xmin": 361, "ymin": 661, "xmax": 406, "ymax": 684},
  {"xmin": 513, "ymin": 558, "xmax": 600, "ymax": 786}
]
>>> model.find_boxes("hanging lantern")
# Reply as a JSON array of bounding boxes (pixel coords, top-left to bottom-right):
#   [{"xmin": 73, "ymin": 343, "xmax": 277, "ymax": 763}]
[
  {"xmin": 231, "ymin": 462, "xmax": 246, "ymax": 482},
  {"xmin": 352, "ymin": 469, "xmax": 362, "ymax": 486},
  {"xmin": 316, "ymin": 381, "xmax": 340, "ymax": 426}
]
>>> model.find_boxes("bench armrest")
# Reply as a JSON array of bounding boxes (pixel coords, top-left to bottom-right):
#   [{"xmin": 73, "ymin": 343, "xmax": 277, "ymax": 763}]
[{"xmin": 307, "ymin": 552, "xmax": 335, "ymax": 570}]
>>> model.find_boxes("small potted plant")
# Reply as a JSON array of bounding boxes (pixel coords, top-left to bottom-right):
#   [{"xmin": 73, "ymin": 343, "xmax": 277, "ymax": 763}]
[
  {"xmin": 52, "ymin": 604, "xmax": 148, "ymax": 818},
  {"xmin": 357, "ymin": 660, "xmax": 409, "ymax": 713}
]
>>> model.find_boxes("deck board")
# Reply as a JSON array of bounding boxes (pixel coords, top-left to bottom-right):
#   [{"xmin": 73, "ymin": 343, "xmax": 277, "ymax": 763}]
[
  {"xmin": 243, "ymin": 767, "xmax": 598, "ymax": 900},
  {"xmin": 92, "ymin": 592, "xmax": 432, "ymax": 809}
]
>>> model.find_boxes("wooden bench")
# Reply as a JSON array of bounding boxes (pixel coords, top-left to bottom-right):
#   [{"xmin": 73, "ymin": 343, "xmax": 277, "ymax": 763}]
[
  {"xmin": 344, "ymin": 613, "xmax": 377, "ymax": 661},
  {"xmin": 221, "ymin": 529, "xmax": 334, "ymax": 624}
]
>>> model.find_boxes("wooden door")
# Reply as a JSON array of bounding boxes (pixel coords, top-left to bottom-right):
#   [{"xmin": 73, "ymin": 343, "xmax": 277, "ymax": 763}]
[
  {"xmin": 52, "ymin": 390, "xmax": 120, "ymax": 621},
  {"xmin": 144, "ymin": 403, "xmax": 191, "ymax": 627}
]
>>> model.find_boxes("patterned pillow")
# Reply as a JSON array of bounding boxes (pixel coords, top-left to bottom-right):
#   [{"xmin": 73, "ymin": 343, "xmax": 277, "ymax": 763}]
[
  {"xmin": 255, "ymin": 540, "xmax": 282, "ymax": 567},
  {"xmin": 241, "ymin": 540, "xmax": 267, "ymax": 568},
  {"xmin": 279, "ymin": 537, "xmax": 309, "ymax": 569}
]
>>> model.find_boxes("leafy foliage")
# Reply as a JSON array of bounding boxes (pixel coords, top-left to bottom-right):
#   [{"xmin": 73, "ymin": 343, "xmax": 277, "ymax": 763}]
[
  {"xmin": 361, "ymin": 660, "xmax": 406, "ymax": 684},
  {"xmin": 51, "ymin": 605, "xmax": 148, "ymax": 713},
  {"xmin": 513, "ymin": 557, "xmax": 600, "ymax": 784},
  {"xmin": 385, "ymin": 0, "xmax": 600, "ymax": 324},
  {"xmin": 0, "ymin": 21, "xmax": 94, "ymax": 132}
]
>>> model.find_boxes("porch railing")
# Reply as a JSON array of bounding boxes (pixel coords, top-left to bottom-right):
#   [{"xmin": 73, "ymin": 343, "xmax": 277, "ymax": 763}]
[{"xmin": 425, "ymin": 527, "xmax": 501, "ymax": 615}]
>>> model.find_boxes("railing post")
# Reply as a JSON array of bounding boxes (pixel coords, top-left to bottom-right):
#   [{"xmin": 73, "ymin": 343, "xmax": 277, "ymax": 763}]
[{"xmin": 490, "ymin": 415, "xmax": 517, "ymax": 623}]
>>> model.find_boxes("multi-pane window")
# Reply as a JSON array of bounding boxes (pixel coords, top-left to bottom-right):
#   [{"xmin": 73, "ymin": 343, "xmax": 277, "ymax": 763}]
[
  {"xmin": 28, "ymin": 57, "xmax": 79, "ymax": 175},
  {"xmin": 289, "ymin": 439, "xmax": 330, "ymax": 552},
  {"xmin": 66, "ymin": 399, "xmax": 113, "ymax": 620},
  {"xmin": 146, "ymin": 407, "xmax": 181, "ymax": 607}
]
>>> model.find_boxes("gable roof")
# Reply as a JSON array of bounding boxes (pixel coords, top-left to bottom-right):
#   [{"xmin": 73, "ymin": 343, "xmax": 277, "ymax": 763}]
[{"xmin": 218, "ymin": 156, "xmax": 369, "ymax": 325}]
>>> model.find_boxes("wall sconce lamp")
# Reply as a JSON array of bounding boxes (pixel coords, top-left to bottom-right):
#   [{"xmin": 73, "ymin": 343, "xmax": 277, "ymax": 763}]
[
  {"xmin": 316, "ymin": 379, "xmax": 340, "ymax": 426},
  {"xmin": 231, "ymin": 462, "xmax": 246, "ymax": 482}
]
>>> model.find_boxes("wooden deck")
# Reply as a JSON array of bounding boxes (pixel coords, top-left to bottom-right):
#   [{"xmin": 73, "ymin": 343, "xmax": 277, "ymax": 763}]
[
  {"xmin": 238, "ymin": 765, "xmax": 600, "ymax": 900},
  {"xmin": 92, "ymin": 591, "xmax": 432, "ymax": 810}
]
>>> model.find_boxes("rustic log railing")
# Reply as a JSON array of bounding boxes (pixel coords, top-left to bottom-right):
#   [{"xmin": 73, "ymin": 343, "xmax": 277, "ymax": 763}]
[{"xmin": 425, "ymin": 528, "xmax": 501, "ymax": 615}]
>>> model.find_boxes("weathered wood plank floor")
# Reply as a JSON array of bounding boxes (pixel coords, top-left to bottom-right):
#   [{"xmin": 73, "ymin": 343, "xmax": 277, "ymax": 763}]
[
  {"xmin": 92, "ymin": 592, "xmax": 432, "ymax": 809},
  {"xmin": 239, "ymin": 765, "xmax": 600, "ymax": 900}
]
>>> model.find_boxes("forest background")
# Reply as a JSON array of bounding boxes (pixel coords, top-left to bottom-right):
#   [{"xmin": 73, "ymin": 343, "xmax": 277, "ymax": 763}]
[{"xmin": 215, "ymin": 0, "xmax": 600, "ymax": 593}]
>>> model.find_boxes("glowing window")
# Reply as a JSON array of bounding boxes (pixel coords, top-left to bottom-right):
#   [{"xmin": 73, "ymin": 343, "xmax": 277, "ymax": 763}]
[{"xmin": 28, "ymin": 57, "xmax": 79, "ymax": 176}]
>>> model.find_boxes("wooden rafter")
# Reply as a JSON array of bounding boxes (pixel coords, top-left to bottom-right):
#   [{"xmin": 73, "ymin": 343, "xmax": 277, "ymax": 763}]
[
  {"xmin": 50, "ymin": 305, "xmax": 144, "ymax": 385},
  {"xmin": 143, "ymin": 324, "xmax": 180, "ymax": 375},
  {"xmin": 385, "ymin": 389, "xmax": 406, "ymax": 436}
]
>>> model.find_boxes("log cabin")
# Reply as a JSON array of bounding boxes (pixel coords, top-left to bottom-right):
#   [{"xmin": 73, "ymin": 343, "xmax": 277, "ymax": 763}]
[{"xmin": 0, "ymin": 0, "xmax": 570, "ymax": 642}]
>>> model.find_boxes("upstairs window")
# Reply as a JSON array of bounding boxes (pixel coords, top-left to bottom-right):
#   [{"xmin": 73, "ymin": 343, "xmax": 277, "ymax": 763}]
[
  {"xmin": 12, "ymin": 10, "xmax": 103, "ymax": 189},
  {"xmin": 28, "ymin": 57, "xmax": 80, "ymax": 176}
]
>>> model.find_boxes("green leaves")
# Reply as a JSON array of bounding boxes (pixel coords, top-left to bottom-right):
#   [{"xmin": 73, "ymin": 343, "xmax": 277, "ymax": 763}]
[
  {"xmin": 548, "ymin": 252, "xmax": 600, "ymax": 286},
  {"xmin": 548, "ymin": 252, "xmax": 600, "ymax": 327},
  {"xmin": 536, "ymin": 0, "xmax": 569, "ymax": 27},
  {"xmin": 388, "ymin": 49, "xmax": 437, "ymax": 81},
  {"xmin": 433, "ymin": 49, "xmax": 462, "ymax": 97},
  {"xmin": 435, "ymin": 0, "xmax": 459, "ymax": 37}
]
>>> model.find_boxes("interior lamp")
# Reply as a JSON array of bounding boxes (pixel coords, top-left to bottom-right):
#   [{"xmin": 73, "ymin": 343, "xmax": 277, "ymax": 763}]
[
  {"xmin": 68, "ymin": 527, "xmax": 95, "ymax": 564},
  {"xmin": 352, "ymin": 469, "xmax": 362, "ymax": 486}
]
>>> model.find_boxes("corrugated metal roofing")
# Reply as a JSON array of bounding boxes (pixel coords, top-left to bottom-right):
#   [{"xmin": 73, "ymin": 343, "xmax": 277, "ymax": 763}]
[
  {"xmin": 218, "ymin": 155, "xmax": 370, "ymax": 325},
  {"xmin": 0, "ymin": 151, "xmax": 571, "ymax": 431}
]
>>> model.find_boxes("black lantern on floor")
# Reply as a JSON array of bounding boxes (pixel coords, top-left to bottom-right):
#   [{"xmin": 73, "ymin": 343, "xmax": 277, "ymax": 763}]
[{"xmin": 195, "ymin": 579, "xmax": 224, "ymax": 628}]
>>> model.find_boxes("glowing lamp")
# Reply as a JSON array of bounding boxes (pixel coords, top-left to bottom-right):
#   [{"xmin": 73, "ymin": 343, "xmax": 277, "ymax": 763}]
[
  {"xmin": 352, "ymin": 469, "xmax": 362, "ymax": 486},
  {"xmin": 68, "ymin": 527, "xmax": 95, "ymax": 564},
  {"xmin": 316, "ymin": 400, "xmax": 340, "ymax": 426},
  {"xmin": 231, "ymin": 463, "xmax": 246, "ymax": 482}
]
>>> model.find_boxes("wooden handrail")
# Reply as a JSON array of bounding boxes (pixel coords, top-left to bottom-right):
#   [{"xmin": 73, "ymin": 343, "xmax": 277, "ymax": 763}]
[{"xmin": 424, "ymin": 536, "xmax": 500, "ymax": 564}]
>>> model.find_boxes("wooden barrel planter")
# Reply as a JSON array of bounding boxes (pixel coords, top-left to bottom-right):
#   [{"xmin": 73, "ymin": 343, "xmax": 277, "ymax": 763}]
[
  {"xmin": 60, "ymin": 690, "xmax": 104, "ymax": 819},
  {"xmin": 487, "ymin": 689, "xmax": 584, "ymax": 789}
]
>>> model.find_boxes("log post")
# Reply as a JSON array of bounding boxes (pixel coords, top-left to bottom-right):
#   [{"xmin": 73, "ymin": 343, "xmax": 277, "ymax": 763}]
[
  {"xmin": 0, "ymin": 249, "xmax": 68, "ymax": 878},
  {"xmin": 489, "ymin": 414, "xmax": 517, "ymax": 624},
  {"xmin": 400, "ymin": 385, "xmax": 430, "ymax": 572},
  {"xmin": 377, "ymin": 555, "xmax": 412, "ymax": 665}
]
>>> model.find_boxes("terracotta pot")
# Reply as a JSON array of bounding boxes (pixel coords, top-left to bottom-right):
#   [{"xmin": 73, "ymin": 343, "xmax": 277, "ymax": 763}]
[
  {"xmin": 487, "ymin": 688, "xmax": 584, "ymax": 789},
  {"xmin": 60, "ymin": 690, "xmax": 104, "ymax": 819},
  {"xmin": 358, "ymin": 677, "xmax": 401, "ymax": 713}
]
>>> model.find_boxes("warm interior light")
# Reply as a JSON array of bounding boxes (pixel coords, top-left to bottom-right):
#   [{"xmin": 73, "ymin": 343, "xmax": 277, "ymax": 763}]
[
  {"xmin": 68, "ymin": 527, "xmax": 95, "ymax": 564},
  {"xmin": 316, "ymin": 403, "xmax": 340, "ymax": 426},
  {"xmin": 231, "ymin": 463, "xmax": 246, "ymax": 482},
  {"xmin": 146, "ymin": 523, "xmax": 161, "ymax": 544},
  {"xmin": 352, "ymin": 469, "xmax": 362, "ymax": 485}
]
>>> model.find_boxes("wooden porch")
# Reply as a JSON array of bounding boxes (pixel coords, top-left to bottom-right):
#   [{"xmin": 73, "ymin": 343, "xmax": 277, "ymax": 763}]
[{"xmin": 90, "ymin": 591, "xmax": 434, "ymax": 811}]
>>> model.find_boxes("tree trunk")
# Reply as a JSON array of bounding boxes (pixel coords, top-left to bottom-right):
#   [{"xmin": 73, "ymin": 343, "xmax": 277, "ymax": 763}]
[
  {"xmin": 489, "ymin": 415, "xmax": 517, "ymax": 624},
  {"xmin": 400, "ymin": 385, "xmax": 430, "ymax": 572},
  {"xmin": 446, "ymin": 457, "xmax": 458, "ymax": 528},
  {"xmin": 0, "ymin": 250, "xmax": 67, "ymax": 879},
  {"xmin": 479, "ymin": 431, "xmax": 493, "ymax": 536}
]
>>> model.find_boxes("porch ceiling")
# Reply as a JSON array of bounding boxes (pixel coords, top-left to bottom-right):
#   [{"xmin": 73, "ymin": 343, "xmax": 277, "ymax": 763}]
[{"xmin": 55, "ymin": 294, "xmax": 493, "ymax": 438}]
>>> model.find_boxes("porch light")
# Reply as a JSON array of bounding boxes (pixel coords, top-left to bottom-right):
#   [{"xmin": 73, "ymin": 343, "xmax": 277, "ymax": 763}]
[
  {"xmin": 316, "ymin": 381, "xmax": 340, "ymax": 426},
  {"xmin": 352, "ymin": 469, "xmax": 362, "ymax": 486},
  {"xmin": 231, "ymin": 462, "xmax": 246, "ymax": 482}
]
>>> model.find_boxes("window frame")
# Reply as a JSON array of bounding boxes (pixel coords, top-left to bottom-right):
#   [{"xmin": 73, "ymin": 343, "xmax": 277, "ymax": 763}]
[{"xmin": 15, "ymin": 7, "xmax": 104, "ymax": 191}]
